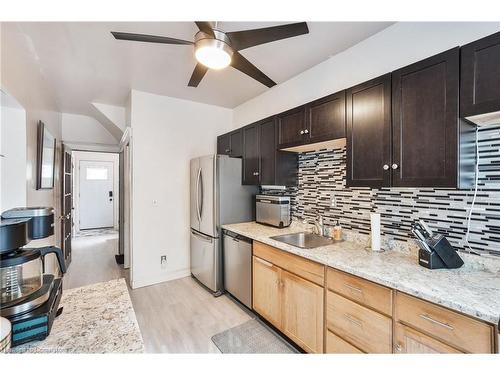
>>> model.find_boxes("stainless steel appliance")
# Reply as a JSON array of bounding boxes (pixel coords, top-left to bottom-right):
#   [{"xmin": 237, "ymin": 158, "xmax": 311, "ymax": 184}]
[
  {"xmin": 0, "ymin": 207, "xmax": 66, "ymax": 347},
  {"xmin": 223, "ymin": 230, "xmax": 252, "ymax": 308},
  {"xmin": 190, "ymin": 155, "xmax": 257, "ymax": 295},
  {"xmin": 256, "ymin": 195, "xmax": 291, "ymax": 228}
]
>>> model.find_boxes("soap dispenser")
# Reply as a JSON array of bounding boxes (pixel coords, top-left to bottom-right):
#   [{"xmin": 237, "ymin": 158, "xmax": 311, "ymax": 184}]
[{"xmin": 332, "ymin": 220, "xmax": 342, "ymax": 241}]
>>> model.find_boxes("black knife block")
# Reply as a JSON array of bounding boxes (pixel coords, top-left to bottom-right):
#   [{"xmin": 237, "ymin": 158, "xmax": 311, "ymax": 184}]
[{"xmin": 418, "ymin": 235, "xmax": 464, "ymax": 269}]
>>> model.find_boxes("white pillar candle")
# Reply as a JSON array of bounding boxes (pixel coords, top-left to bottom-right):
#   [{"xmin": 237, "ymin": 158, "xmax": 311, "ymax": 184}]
[{"xmin": 370, "ymin": 213, "xmax": 382, "ymax": 251}]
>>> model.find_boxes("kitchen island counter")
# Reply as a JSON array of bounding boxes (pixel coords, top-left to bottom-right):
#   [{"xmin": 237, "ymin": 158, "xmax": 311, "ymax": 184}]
[
  {"xmin": 11, "ymin": 278, "xmax": 144, "ymax": 353},
  {"xmin": 223, "ymin": 221, "xmax": 500, "ymax": 326}
]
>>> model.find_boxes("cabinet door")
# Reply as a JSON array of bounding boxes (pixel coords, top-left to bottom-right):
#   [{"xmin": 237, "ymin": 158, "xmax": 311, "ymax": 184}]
[
  {"xmin": 217, "ymin": 134, "xmax": 231, "ymax": 155},
  {"xmin": 252, "ymin": 256, "xmax": 282, "ymax": 329},
  {"xmin": 461, "ymin": 31, "xmax": 500, "ymax": 117},
  {"xmin": 229, "ymin": 130, "xmax": 243, "ymax": 158},
  {"xmin": 277, "ymin": 106, "xmax": 307, "ymax": 148},
  {"xmin": 242, "ymin": 124, "xmax": 260, "ymax": 185},
  {"xmin": 392, "ymin": 48, "xmax": 459, "ymax": 187},
  {"xmin": 308, "ymin": 90, "xmax": 346, "ymax": 143},
  {"xmin": 346, "ymin": 74, "xmax": 392, "ymax": 188},
  {"xmin": 281, "ymin": 270, "xmax": 324, "ymax": 353},
  {"xmin": 394, "ymin": 323, "xmax": 462, "ymax": 354},
  {"xmin": 259, "ymin": 118, "xmax": 276, "ymax": 185}
]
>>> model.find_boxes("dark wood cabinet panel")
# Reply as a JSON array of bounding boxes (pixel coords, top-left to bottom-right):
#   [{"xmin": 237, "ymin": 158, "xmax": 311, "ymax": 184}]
[
  {"xmin": 259, "ymin": 119, "xmax": 276, "ymax": 185},
  {"xmin": 217, "ymin": 134, "xmax": 231, "ymax": 155},
  {"xmin": 277, "ymin": 106, "xmax": 307, "ymax": 148},
  {"xmin": 392, "ymin": 48, "xmax": 459, "ymax": 187},
  {"xmin": 461, "ymin": 31, "xmax": 500, "ymax": 118},
  {"xmin": 229, "ymin": 130, "xmax": 243, "ymax": 158},
  {"xmin": 242, "ymin": 124, "xmax": 260, "ymax": 185},
  {"xmin": 346, "ymin": 74, "xmax": 392, "ymax": 188},
  {"xmin": 308, "ymin": 91, "xmax": 346, "ymax": 143}
]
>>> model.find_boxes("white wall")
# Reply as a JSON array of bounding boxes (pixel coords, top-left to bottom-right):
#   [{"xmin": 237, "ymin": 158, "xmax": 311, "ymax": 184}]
[
  {"xmin": 233, "ymin": 22, "xmax": 500, "ymax": 127},
  {"xmin": 62, "ymin": 112, "xmax": 117, "ymax": 146},
  {"xmin": 1, "ymin": 22, "xmax": 63, "ymax": 274},
  {"xmin": 129, "ymin": 89, "xmax": 233, "ymax": 288},
  {"xmin": 0, "ymin": 95, "xmax": 27, "ymax": 212}
]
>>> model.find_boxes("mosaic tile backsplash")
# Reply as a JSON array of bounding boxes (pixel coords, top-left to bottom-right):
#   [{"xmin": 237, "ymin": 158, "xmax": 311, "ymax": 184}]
[{"xmin": 265, "ymin": 125, "xmax": 500, "ymax": 257}]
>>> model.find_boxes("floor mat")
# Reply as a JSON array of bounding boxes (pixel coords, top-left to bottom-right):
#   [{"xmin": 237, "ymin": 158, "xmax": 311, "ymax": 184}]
[{"xmin": 211, "ymin": 319, "xmax": 298, "ymax": 354}]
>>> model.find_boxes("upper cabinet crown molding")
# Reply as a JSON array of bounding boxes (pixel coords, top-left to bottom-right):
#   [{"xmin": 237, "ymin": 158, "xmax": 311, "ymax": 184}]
[{"xmin": 460, "ymin": 31, "xmax": 500, "ymax": 119}]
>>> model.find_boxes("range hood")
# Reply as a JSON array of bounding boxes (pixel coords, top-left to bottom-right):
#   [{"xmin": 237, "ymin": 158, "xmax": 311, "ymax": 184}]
[{"xmin": 465, "ymin": 110, "xmax": 500, "ymax": 127}]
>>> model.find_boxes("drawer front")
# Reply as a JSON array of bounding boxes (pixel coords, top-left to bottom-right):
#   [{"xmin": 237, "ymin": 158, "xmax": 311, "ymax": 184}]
[
  {"xmin": 253, "ymin": 241, "xmax": 324, "ymax": 285},
  {"xmin": 326, "ymin": 291, "xmax": 392, "ymax": 353},
  {"xmin": 326, "ymin": 330, "xmax": 363, "ymax": 354},
  {"xmin": 395, "ymin": 292, "xmax": 494, "ymax": 353},
  {"xmin": 327, "ymin": 268, "xmax": 393, "ymax": 316}
]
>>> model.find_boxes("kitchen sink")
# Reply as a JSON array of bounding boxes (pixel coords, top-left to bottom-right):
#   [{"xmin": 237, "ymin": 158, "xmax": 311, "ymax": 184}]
[{"xmin": 270, "ymin": 232, "xmax": 334, "ymax": 249}]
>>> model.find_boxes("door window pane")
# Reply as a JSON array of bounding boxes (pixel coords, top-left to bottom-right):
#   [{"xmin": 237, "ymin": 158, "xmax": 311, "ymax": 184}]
[{"xmin": 86, "ymin": 167, "xmax": 108, "ymax": 180}]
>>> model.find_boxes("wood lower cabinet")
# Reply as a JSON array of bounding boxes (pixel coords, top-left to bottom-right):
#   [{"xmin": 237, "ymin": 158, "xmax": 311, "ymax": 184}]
[
  {"xmin": 252, "ymin": 242, "xmax": 325, "ymax": 353},
  {"xmin": 394, "ymin": 323, "xmax": 462, "ymax": 354},
  {"xmin": 281, "ymin": 270, "xmax": 324, "ymax": 353},
  {"xmin": 326, "ymin": 330, "xmax": 363, "ymax": 354},
  {"xmin": 252, "ymin": 256, "xmax": 282, "ymax": 328}
]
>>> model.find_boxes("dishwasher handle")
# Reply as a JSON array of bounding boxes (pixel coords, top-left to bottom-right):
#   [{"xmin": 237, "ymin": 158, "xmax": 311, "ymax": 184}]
[{"xmin": 223, "ymin": 230, "xmax": 252, "ymax": 244}]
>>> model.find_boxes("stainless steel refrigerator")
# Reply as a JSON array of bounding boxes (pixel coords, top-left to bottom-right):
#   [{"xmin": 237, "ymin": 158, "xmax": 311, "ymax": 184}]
[{"xmin": 190, "ymin": 155, "xmax": 257, "ymax": 295}]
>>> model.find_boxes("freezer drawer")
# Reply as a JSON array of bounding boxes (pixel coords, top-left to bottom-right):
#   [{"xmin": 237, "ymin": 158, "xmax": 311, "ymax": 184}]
[
  {"xmin": 223, "ymin": 230, "xmax": 252, "ymax": 308},
  {"xmin": 190, "ymin": 229, "xmax": 221, "ymax": 294}
]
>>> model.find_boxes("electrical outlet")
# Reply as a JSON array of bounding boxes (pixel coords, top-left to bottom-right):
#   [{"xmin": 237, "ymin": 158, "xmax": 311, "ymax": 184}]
[{"xmin": 160, "ymin": 255, "xmax": 167, "ymax": 269}]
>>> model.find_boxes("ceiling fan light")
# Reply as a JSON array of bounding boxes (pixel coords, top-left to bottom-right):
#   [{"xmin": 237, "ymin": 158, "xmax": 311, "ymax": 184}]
[{"xmin": 194, "ymin": 38, "xmax": 232, "ymax": 70}]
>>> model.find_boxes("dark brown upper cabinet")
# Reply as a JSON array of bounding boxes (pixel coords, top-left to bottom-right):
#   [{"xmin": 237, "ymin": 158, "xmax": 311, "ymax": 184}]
[
  {"xmin": 392, "ymin": 47, "xmax": 461, "ymax": 188},
  {"xmin": 242, "ymin": 118, "xmax": 298, "ymax": 186},
  {"xmin": 276, "ymin": 106, "xmax": 307, "ymax": 148},
  {"xmin": 346, "ymin": 74, "xmax": 392, "ymax": 188},
  {"xmin": 242, "ymin": 124, "xmax": 260, "ymax": 185},
  {"xmin": 461, "ymin": 31, "xmax": 500, "ymax": 118},
  {"xmin": 307, "ymin": 91, "xmax": 346, "ymax": 143},
  {"xmin": 217, "ymin": 129, "xmax": 242, "ymax": 158}
]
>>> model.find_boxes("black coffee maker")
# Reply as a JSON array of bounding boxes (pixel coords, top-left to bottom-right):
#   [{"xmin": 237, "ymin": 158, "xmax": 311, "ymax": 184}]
[{"xmin": 0, "ymin": 207, "xmax": 66, "ymax": 347}]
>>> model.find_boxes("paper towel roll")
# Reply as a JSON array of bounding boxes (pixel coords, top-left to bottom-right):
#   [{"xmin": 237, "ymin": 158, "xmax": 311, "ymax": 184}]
[{"xmin": 370, "ymin": 213, "xmax": 381, "ymax": 251}]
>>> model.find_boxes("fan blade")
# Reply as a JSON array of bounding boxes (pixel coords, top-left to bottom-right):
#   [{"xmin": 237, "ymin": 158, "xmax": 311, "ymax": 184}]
[
  {"xmin": 188, "ymin": 63, "xmax": 209, "ymax": 87},
  {"xmin": 227, "ymin": 22, "xmax": 309, "ymax": 51},
  {"xmin": 230, "ymin": 52, "xmax": 276, "ymax": 88},
  {"xmin": 111, "ymin": 31, "xmax": 193, "ymax": 45},
  {"xmin": 194, "ymin": 22, "xmax": 214, "ymax": 37}
]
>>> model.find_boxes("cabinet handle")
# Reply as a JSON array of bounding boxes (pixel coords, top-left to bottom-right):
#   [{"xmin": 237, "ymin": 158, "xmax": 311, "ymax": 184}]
[
  {"xmin": 383, "ymin": 164, "xmax": 389, "ymax": 170},
  {"xmin": 344, "ymin": 313, "xmax": 363, "ymax": 328},
  {"xmin": 255, "ymin": 257, "xmax": 273, "ymax": 268},
  {"xmin": 395, "ymin": 344, "xmax": 403, "ymax": 352},
  {"xmin": 225, "ymin": 149, "xmax": 230, "ymax": 153},
  {"xmin": 253, "ymin": 171, "xmax": 259, "ymax": 176},
  {"xmin": 304, "ymin": 129, "xmax": 309, "ymax": 134},
  {"xmin": 343, "ymin": 283, "xmax": 363, "ymax": 294},
  {"xmin": 300, "ymin": 130, "xmax": 304, "ymax": 135},
  {"xmin": 392, "ymin": 163, "xmax": 399, "ymax": 170},
  {"xmin": 419, "ymin": 314, "xmax": 454, "ymax": 330}
]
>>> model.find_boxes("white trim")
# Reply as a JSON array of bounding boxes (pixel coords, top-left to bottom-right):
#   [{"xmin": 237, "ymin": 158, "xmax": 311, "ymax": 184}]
[{"xmin": 131, "ymin": 269, "xmax": 191, "ymax": 289}]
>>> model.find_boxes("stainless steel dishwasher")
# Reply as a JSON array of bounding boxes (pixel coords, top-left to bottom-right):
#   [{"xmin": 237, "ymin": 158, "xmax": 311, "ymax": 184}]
[{"xmin": 223, "ymin": 230, "xmax": 252, "ymax": 309}]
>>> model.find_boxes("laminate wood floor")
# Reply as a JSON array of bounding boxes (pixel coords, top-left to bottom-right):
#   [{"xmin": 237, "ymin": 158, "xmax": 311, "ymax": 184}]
[{"xmin": 64, "ymin": 232, "xmax": 252, "ymax": 353}]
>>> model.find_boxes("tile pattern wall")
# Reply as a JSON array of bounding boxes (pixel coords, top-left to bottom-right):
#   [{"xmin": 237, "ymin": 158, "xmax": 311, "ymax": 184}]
[{"xmin": 266, "ymin": 125, "xmax": 500, "ymax": 257}]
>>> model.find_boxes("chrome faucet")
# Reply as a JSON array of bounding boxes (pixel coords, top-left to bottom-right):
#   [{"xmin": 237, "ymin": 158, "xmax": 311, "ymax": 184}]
[{"xmin": 303, "ymin": 214, "xmax": 326, "ymax": 236}]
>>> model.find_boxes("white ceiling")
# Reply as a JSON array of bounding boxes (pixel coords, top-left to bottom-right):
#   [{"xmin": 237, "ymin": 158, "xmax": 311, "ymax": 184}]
[{"xmin": 5, "ymin": 22, "xmax": 393, "ymax": 115}]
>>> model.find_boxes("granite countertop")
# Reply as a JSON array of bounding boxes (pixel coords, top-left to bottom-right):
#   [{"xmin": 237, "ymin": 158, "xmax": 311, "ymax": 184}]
[
  {"xmin": 12, "ymin": 278, "xmax": 144, "ymax": 353},
  {"xmin": 222, "ymin": 221, "xmax": 500, "ymax": 326}
]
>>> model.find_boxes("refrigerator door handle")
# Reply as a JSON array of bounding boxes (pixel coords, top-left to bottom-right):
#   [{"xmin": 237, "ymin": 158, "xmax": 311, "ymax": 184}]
[
  {"xmin": 199, "ymin": 168, "xmax": 204, "ymax": 220},
  {"xmin": 196, "ymin": 167, "xmax": 202, "ymax": 222},
  {"xmin": 191, "ymin": 229, "xmax": 213, "ymax": 243}
]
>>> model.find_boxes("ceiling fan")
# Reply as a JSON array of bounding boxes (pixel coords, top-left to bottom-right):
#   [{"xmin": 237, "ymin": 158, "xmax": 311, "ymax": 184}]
[{"xmin": 111, "ymin": 21, "xmax": 309, "ymax": 88}]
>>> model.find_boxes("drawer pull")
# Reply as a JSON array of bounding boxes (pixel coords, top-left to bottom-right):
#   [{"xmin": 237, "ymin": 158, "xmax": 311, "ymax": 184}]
[
  {"xmin": 255, "ymin": 257, "xmax": 273, "ymax": 268},
  {"xmin": 419, "ymin": 314, "xmax": 454, "ymax": 331},
  {"xmin": 344, "ymin": 283, "xmax": 363, "ymax": 294},
  {"xmin": 344, "ymin": 313, "xmax": 363, "ymax": 328}
]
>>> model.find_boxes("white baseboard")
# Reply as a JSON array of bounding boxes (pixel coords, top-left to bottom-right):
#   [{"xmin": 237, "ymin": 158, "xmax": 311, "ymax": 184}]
[{"xmin": 131, "ymin": 269, "xmax": 191, "ymax": 289}]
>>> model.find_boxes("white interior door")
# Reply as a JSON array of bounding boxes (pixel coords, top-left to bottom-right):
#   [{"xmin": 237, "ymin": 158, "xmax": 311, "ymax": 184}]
[{"xmin": 79, "ymin": 160, "xmax": 114, "ymax": 229}]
